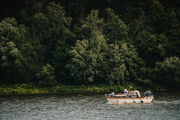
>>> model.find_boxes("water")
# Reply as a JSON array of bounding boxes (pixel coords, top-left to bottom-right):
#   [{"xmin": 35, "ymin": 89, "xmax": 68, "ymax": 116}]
[{"xmin": 0, "ymin": 91, "xmax": 180, "ymax": 120}]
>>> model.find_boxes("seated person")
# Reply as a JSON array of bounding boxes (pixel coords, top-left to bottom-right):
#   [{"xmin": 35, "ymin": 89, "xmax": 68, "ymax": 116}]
[
  {"xmin": 148, "ymin": 90, "xmax": 151, "ymax": 95},
  {"xmin": 117, "ymin": 93, "xmax": 125, "ymax": 96},
  {"xmin": 109, "ymin": 92, "xmax": 114, "ymax": 97},
  {"xmin": 144, "ymin": 90, "xmax": 149, "ymax": 96}
]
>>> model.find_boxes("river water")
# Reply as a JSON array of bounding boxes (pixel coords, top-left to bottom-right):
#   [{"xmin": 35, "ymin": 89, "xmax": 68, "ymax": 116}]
[{"xmin": 0, "ymin": 91, "xmax": 180, "ymax": 120}]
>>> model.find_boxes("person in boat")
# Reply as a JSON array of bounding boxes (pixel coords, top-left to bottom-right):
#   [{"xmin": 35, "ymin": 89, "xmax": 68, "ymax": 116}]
[
  {"xmin": 109, "ymin": 92, "xmax": 114, "ymax": 97},
  {"xmin": 144, "ymin": 90, "xmax": 149, "ymax": 96},
  {"xmin": 118, "ymin": 93, "xmax": 125, "ymax": 96},
  {"xmin": 148, "ymin": 90, "xmax": 151, "ymax": 95}
]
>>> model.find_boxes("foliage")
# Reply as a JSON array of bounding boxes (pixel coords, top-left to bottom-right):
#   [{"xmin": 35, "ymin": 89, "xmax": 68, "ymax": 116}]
[
  {"xmin": 66, "ymin": 10, "xmax": 107, "ymax": 84},
  {"xmin": 106, "ymin": 42, "xmax": 139, "ymax": 85},
  {"xmin": 0, "ymin": 18, "xmax": 30, "ymax": 83},
  {"xmin": 1, "ymin": 82, "xmax": 166, "ymax": 95},
  {"xmin": 36, "ymin": 64, "xmax": 56, "ymax": 87},
  {"xmin": 46, "ymin": 1, "xmax": 72, "ymax": 29},
  {"xmin": 154, "ymin": 56, "xmax": 180, "ymax": 87},
  {"xmin": 103, "ymin": 8, "xmax": 129, "ymax": 44},
  {"xmin": 165, "ymin": 10, "xmax": 180, "ymax": 57},
  {"xmin": 0, "ymin": 0, "xmax": 180, "ymax": 90},
  {"xmin": 134, "ymin": 30, "xmax": 167, "ymax": 67},
  {"xmin": 148, "ymin": 0, "xmax": 167, "ymax": 34}
]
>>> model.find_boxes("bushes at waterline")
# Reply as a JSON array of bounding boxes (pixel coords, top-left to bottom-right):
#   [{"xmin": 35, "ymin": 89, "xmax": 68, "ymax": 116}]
[
  {"xmin": 0, "ymin": 82, "xmax": 170, "ymax": 95},
  {"xmin": 0, "ymin": 83, "xmax": 126, "ymax": 94}
]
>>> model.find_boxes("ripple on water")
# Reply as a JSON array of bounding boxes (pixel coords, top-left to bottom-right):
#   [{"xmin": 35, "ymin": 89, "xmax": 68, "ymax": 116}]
[{"xmin": 0, "ymin": 92, "xmax": 180, "ymax": 120}]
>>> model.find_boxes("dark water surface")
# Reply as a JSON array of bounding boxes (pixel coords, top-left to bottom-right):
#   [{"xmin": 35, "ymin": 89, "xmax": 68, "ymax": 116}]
[{"xmin": 0, "ymin": 91, "xmax": 180, "ymax": 120}]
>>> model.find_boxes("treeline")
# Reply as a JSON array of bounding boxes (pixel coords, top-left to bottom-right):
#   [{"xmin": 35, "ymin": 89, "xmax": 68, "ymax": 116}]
[{"xmin": 0, "ymin": 0, "xmax": 180, "ymax": 88}]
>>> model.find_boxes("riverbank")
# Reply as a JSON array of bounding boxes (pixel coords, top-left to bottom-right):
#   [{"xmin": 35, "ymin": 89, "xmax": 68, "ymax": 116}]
[{"xmin": 0, "ymin": 82, "xmax": 170, "ymax": 95}]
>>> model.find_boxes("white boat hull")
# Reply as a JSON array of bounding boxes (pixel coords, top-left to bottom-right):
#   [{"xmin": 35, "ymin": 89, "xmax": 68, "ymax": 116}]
[{"xmin": 105, "ymin": 96, "xmax": 154, "ymax": 104}]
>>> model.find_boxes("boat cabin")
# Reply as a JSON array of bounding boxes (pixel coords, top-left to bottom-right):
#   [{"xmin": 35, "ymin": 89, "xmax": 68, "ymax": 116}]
[{"xmin": 128, "ymin": 90, "xmax": 141, "ymax": 98}]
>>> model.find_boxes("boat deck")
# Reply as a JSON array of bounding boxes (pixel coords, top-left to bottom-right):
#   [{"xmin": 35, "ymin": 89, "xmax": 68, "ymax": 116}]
[{"xmin": 105, "ymin": 96, "xmax": 146, "ymax": 99}]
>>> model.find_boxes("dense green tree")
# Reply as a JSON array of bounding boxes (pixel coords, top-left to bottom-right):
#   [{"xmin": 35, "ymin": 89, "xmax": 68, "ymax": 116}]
[
  {"xmin": 148, "ymin": 0, "xmax": 167, "ymax": 34},
  {"xmin": 36, "ymin": 64, "xmax": 56, "ymax": 86},
  {"xmin": 103, "ymin": 8, "xmax": 129, "ymax": 44},
  {"xmin": 33, "ymin": 12, "xmax": 49, "ymax": 43},
  {"xmin": 154, "ymin": 56, "xmax": 180, "ymax": 87},
  {"xmin": 46, "ymin": 1, "xmax": 72, "ymax": 29},
  {"xmin": 106, "ymin": 44, "xmax": 126, "ymax": 85},
  {"xmin": 0, "ymin": 41, "xmax": 24, "ymax": 83},
  {"xmin": 165, "ymin": 11, "xmax": 180, "ymax": 57},
  {"xmin": 134, "ymin": 30, "xmax": 167, "ymax": 67},
  {"xmin": 105, "ymin": 41, "xmax": 140, "ymax": 85},
  {"xmin": 0, "ymin": 18, "xmax": 39, "ymax": 83},
  {"xmin": 66, "ymin": 10, "xmax": 108, "ymax": 84},
  {"xmin": 44, "ymin": 2, "xmax": 75, "ymax": 83},
  {"xmin": 128, "ymin": 8, "xmax": 146, "ymax": 40},
  {"xmin": 0, "ymin": 18, "xmax": 24, "ymax": 83}
]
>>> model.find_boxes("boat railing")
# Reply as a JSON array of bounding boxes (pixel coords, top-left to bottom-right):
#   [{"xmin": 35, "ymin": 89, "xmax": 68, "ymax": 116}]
[
  {"xmin": 105, "ymin": 93, "xmax": 122, "ymax": 97},
  {"xmin": 105, "ymin": 91, "xmax": 154, "ymax": 97},
  {"xmin": 104, "ymin": 93, "xmax": 129, "ymax": 98}
]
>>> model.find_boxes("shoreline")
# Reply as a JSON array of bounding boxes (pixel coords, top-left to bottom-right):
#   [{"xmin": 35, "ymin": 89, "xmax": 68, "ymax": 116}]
[
  {"xmin": 0, "ymin": 92, "xmax": 109, "ymax": 96},
  {"xmin": 0, "ymin": 83, "xmax": 173, "ymax": 95}
]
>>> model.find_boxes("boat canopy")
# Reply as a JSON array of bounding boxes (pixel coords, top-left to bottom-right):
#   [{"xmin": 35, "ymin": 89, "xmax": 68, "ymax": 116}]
[
  {"xmin": 125, "ymin": 90, "xmax": 141, "ymax": 98},
  {"xmin": 129, "ymin": 91, "xmax": 139, "ymax": 93}
]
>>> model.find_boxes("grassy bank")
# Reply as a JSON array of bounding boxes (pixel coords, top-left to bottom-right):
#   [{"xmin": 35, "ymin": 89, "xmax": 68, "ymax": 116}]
[{"xmin": 0, "ymin": 82, "xmax": 170, "ymax": 95}]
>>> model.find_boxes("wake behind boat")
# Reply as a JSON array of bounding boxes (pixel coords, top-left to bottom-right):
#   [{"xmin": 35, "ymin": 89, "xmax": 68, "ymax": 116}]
[{"xmin": 105, "ymin": 89, "xmax": 154, "ymax": 104}]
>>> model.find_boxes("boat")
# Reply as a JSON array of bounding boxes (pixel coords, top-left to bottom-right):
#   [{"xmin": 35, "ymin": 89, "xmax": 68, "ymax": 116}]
[{"xmin": 105, "ymin": 89, "xmax": 154, "ymax": 104}]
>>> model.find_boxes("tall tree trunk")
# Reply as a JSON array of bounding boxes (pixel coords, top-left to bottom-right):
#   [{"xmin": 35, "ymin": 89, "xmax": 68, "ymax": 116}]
[
  {"xmin": 129, "ymin": 8, "xmax": 132, "ymax": 25},
  {"xmin": 82, "ymin": 3, "xmax": 84, "ymax": 22},
  {"xmin": 83, "ymin": 10, "xmax": 84, "ymax": 22},
  {"xmin": 40, "ymin": 32, "xmax": 42, "ymax": 43},
  {"xmin": 129, "ymin": 0, "xmax": 132, "ymax": 25},
  {"xmin": 76, "ymin": 15, "xmax": 77, "ymax": 24},
  {"xmin": 103, "ymin": 0, "xmax": 104, "ymax": 19},
  {"xmin": 53, "ymin": 19, "xmax": 54, "ymax": 28},
  {"xmin": 68, "ymin": 0, "xmax": 70, "ymax": 29},
  {"xmin": 80, "ymin": 11, "xmax": 82, "ymax": 21},
  {"xmin": 116, "ymin": 2, "xmax": 117, "ymax": 14},
  {"xmin": 108, "ymin": 5, "xmax": 109, "ymax": 19}
]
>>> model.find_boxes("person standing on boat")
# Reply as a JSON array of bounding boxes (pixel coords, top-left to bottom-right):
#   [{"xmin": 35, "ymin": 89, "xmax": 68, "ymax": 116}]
[{"xmin": 109, "ymin": 92, "xmax": 114, "ymax": 97}]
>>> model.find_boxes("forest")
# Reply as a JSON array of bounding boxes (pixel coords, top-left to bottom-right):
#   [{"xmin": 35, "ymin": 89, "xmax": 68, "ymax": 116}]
[{"xmin": 0, "ymin": 0, "xmax": 180, "ymax": 91}]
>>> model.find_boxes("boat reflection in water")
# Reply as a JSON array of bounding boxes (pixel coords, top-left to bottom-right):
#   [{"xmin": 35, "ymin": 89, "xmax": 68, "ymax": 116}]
[{"xmin": 105, "ymin": 89, "xmax": 154, "ymax": 104}]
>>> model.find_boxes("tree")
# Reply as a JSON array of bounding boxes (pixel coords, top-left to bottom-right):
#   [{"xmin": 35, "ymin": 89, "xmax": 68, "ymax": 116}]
[
  {"xmin": 154, "ymin": 56, "xmax": 180, "ymax": 87},
  {"xmin": 46, "ymin": 1, "xmax": 72, "ymax": 29},
  {"xmin": 44, "ymin": 2, "xmax": 75, "ymax": 83},
  {"xmin": 66, "ymin": 10, "xmax": 108, "ymax": 84},
  {"xmin": 103, "ymin": 41, "xmax": 140, "ymax": 85},
  {"xmin": 165, "ymin": 11, "xmax": 180, "ymax": 57},
  {"xmin": 148, "ymin": 0, "xmax": 167, "ymax": 34},
  {"xmin": 0, "ymin": 18, "xmax": 22, "ymax": 82},
  {"xmin": 33, "ymin": 12, "xmax": 49, "ymax": 43},
  {"xmin": 128, "ymin": 8, "xmax": 146, "ymax": 40},
  {"xmin": 0, "ymin": 17, "xmax": 44, "ymax": 83},
  {"xmin": 103, "ymin": 8, "xmax": 129, "ymax": 44},
  {"xmin": 0, "ymin": 41, "xmax": 24, "ymax": 83},
  {"xmin": 106, "ymin": 44, "xmax": 126, "ymax": 85},
  {"xmin": 36, "ymin": 64, "xmax": 56, "ymax": 86},
  {"xmin": 134, "ymin": 29, "xmax": 167, "ymax": 67},
  {"xmin": 0, "ymin": 18, "xmax": 34, "ymax": 83}
]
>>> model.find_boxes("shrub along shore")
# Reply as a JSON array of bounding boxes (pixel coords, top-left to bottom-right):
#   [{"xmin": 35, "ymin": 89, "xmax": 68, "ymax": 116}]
[{"xmin": 0, "ymin": 82, "xmax": 170, "ymax": 95}]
